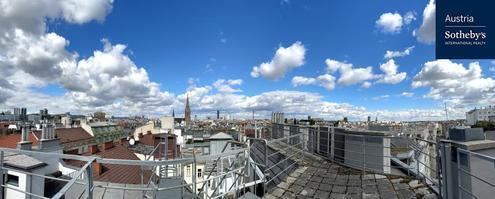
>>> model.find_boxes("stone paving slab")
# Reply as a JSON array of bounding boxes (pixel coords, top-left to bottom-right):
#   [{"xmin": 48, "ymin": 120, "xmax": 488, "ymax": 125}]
[{"xmin": 264, "ymin": 142, "xmax": 437, "ymax": 199}]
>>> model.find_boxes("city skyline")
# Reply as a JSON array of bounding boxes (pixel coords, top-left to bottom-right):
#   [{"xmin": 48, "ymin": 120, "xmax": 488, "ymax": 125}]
[{"xmin": 1, "ymin": 0, "xmax": 494, "ymax": 121}]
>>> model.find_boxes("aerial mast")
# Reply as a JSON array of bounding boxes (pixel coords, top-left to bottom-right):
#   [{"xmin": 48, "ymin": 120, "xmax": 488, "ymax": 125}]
[{"xmin": 444, "ymin": 102, "xmax": 449, "ymax": 121}]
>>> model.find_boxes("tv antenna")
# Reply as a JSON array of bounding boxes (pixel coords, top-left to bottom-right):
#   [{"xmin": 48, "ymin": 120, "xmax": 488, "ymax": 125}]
[{"xmin": 444, "ymin": 102, "xmax": 449, "ymax": 121}]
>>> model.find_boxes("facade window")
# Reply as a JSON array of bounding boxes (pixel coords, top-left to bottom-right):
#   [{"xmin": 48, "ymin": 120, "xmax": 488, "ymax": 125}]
[
  {"xmin": 6, "ymin": 174, "xmax": 19, "ymax": 187},
  {"xmin": 186, "ymin": 166, "xmax": 191, "ymax": 177},
  {"xmin": 197, "ymin": 169, "xmax": 202, "ymax": 178}
]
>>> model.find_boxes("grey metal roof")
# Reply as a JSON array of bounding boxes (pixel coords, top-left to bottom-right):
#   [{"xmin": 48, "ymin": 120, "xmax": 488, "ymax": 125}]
[
  {"xmin": 3, "ymin": 153, "xmax": 46, "ymax": 170},
  {"xmin": 210, "ymin": 132, "xmax": 233, "ymax": 140}
]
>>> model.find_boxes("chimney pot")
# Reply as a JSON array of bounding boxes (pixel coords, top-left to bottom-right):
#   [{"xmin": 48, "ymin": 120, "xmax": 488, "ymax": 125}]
[
  {"xmin": 89, "ymin": 145, "xmax": 98, "ymax": 154},
  {"xmin": 21, "ymin": 124, "xmax": 28, "ymax": 142},
  {"xmin": 102, "ymin": 141, "xmax": 113, "ymax": 151}
]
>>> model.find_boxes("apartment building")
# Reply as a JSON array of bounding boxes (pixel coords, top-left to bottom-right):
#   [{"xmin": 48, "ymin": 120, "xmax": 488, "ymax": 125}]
[{"xmin": 466, "ymin": 106, "xmax": 495, "ymax": 125}]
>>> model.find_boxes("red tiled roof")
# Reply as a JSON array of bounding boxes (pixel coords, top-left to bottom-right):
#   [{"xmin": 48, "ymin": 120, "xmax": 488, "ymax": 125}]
[
  {"xmin": 94, "ymin": 144, "xmax": 151, "ymax": 184},
  {"xmin": 0, "ymin": 133, "xmax": 39, "ymax": 149},
  {"xmin": 0, "ymin": 122, "xmax": 12, "ymax": 129},
  {"xmin": 65, "ymin": 144, "xmax": 152, "ymax": 184}
]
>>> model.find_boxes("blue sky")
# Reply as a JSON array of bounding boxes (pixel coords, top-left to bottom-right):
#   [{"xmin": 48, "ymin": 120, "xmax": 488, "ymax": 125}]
[{"xmin": 1, "ymin": 0, "xmax": 494, "ymax": 120}]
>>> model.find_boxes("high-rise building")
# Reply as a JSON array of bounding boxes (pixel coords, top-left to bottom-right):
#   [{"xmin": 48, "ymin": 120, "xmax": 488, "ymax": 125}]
[
  {"xmin": 185, "ymin": 95, "xmax": 191, "ymax": 124},
  {"xmin": 217, "ymin": 110, "xmax": 220, "ymax": 119},
  {"xmin": 15, "ymin": 107, "xmax": 27, "ymax": 122},
  {"xmin": 271, "ymin": 112, "xmax": 284, "ymax": 124},
  {"xmin": 14, "ymin": 108, "xmax": 20, "ymax": 116},
  {"xmin": 22, "ymin": 108, "xmax": 27, "ymax": 119},
  {"xmin": 40, "ymin": 108, "xmax": 49, "ymax": 120}
]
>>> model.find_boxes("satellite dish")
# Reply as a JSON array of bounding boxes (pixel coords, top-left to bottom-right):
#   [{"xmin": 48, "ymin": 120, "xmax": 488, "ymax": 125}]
[{"xmin": 129, "ymin": 138, "xmax": 135, "ymax": 146}]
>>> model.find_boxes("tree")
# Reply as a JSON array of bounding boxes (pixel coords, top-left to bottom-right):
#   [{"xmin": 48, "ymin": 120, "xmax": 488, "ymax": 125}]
[
  {"xmin": 473, "ymin": 121, "xmax": 495, "ymax": 131},
  {"xmin": 94, "ymin": 111, "xmax": 107, "ymax": 121}
]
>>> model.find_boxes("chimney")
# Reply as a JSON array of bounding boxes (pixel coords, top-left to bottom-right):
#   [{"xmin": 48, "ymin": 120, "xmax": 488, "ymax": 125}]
[
  {"xmin": 48, "ymin": 123, "xmax": 54, "ymax": 139},
  {"xmin": 17, "ymin": 123, "xmax": 32, "ymax": 150},
  {"xmin": 89, "ymin": 145, "xmax": 98, "ymax": 154},
  {"xmin": 146, "ymin": 131, "xmax": 152, "ymax": 135},
  {"xmin": 93, "ymin": 162, "xmax": 103, "ymax": 175},
  {"xmin": 138, "ymin": 132, "xmax": 143, "ymax": 138},
  {"xmin": 21, "ymin": 124, "xmax": 28, "ymax": 142},
  {"xmin": 41, "ymin": 121, "xmax": 48, "ymax": 140},
  {"xmin": 101, "ymin": 141, "xmax": 113, "ymax": 151}
]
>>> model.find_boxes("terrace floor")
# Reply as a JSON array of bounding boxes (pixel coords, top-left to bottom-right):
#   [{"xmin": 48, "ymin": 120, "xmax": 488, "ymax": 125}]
[{"xmin": 264, "ymin": 143, "xmax": 438, "ymax": 199}]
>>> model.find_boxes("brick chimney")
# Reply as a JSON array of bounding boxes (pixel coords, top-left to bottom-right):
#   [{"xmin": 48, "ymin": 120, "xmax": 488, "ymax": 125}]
[
  {"xmin": 93, "ymin": 162, "xmax": 103, "ymax": 175},
  {"xmin": 101, "ymin": 141, "xmax": 114, "ymax": 151},
  {"xmin": 89, "ymin": 145, "xmax": 98, "ymax": 154},
  {"xmin": 138, "ymin": 132, "xmax": 143, "ymax": 138}
]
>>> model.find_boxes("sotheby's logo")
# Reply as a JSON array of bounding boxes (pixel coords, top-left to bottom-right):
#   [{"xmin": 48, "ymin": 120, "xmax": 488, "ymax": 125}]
[{"xmin": 436, "ymin": 0, "xmax": 494, "ymax": 59}]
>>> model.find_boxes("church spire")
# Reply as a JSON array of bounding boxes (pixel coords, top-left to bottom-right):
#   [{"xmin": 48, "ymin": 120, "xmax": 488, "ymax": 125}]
[{"xmin": 185, "ymin": 94, "xmax": 191, "ymax": 125}]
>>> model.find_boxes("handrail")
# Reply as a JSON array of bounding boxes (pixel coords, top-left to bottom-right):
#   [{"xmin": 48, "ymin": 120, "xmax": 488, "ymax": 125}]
[
  {"xmin": 143, "ymin": 138, "xmax": 167, "ymax": 198},
  {"xmin": 53, "ymin": 157, "xmax": 96, "ymax": 199},
  {"xmin": 197, "ymin": 140, "xmax": 246, "ymax": 197},
  {"xmin": 0, "ymin": 124, "xmax": 451, "ymax": 199}
]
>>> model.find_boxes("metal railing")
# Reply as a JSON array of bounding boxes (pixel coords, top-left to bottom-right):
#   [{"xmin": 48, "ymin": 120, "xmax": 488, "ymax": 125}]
[
  {"xmin": 0, "ymin": 141, "xmax": 262, "ymax": 199},
  {"xmin": 456, "ymin": 148, "xmax": 495, "ymax": 199},
  {"xmin": 6, "ymin": 124, "xmax": 487, "ymax": 199},
  {"xmin": 270, "ymin": 125, "xmax": 442, "ymax": 195}
]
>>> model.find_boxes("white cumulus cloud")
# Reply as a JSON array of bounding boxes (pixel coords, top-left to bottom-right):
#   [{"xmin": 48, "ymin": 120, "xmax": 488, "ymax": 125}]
[
  {"xmin": 376, "ymin": 11, "xmax": 416, "ymax": 34},
  {"xmin": 251, "ymin": 41, "xmax": 306, "ymax": 80},
  {"xmin": 376, "ymin": 59, "xmax": 407, "ymax": 84},
  {"xmin": 325, "ymin": 59, "xmax": 375, "ymax": 86},
  {"xmin": 291, "ymin": 74, "xmax": 336, "ymax": 91},
  {"xmin": 412, "ymin": 59, "xmax": 495, "ymax": 105},
  {"xmin": 213, "ymin": 79, "xmax": 243, "ymax": 93},
  {"xmin": 0, "ymin": 0, "xmax": 114, "ymax": 105},
  {"xmin": 376, "ymin": 12, "xmax": 403, "ymax": 34},
  {"xmin": 415, "ymin": 0, "xmax": 436, "ymax": 44}
]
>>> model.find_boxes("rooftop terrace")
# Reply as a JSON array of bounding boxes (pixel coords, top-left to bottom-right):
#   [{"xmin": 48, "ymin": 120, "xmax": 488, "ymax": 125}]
[
  {"xmin": 264, "ymin": 142, "xmax": 437, "ymax": 199},
  {"xmin": 5, "ymin": 124, "xmax": 487, "ymax": 199}
]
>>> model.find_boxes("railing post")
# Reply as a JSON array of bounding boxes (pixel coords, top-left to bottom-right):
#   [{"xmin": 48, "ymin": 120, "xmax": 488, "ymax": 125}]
[
  {"xmin": 456, "ymin": 148, "xmax": 462, "ymax": 199},
  {"xmin": 442, "ymin": 142, "xmax": 453, "ymax": 199},
  {"xmin": 362, "ymin": 136, "xmax": 366, "ymax": 174},
  {"xmin": 407, "ymin": 140, "xmax": 410, "ymax": 176},
  {"xmin": 85, "ymin": 161, "xmax": 93, "ymax": 199},
  {"xmin": 263, "ymin": 139, "xmax": 268, "ymax": 196},
  {"xmin": 180, "ymin": 154, "xmax": 184, "ymax": 199},
  {"xmin": 330, "ymin": 127, "xmax": 334, "ymax": 159},
  {"xmin": 192, "ymin": 150, "xmax": 197, "ymax": 198},
  {"xmin": 165, "ymin": 138, "xmax": 169, "ymax": 178},
  {"xmin": 0, "ymin": 151, "xmax": 4, "ymax": 199},
  {"xmin": 317, "ymin": 126, "xmax": 320, "ymax": 154},
  {"xmin": 326, "ymin": 128, "xmax": 330, "ymax": 157},
  {"xmin": 416, "ymin": 150, "xmax": 420, "ymax": 180},
  {"xmin": 436, "ymin": 141, "xmax": 443, "ymax": 199}
]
